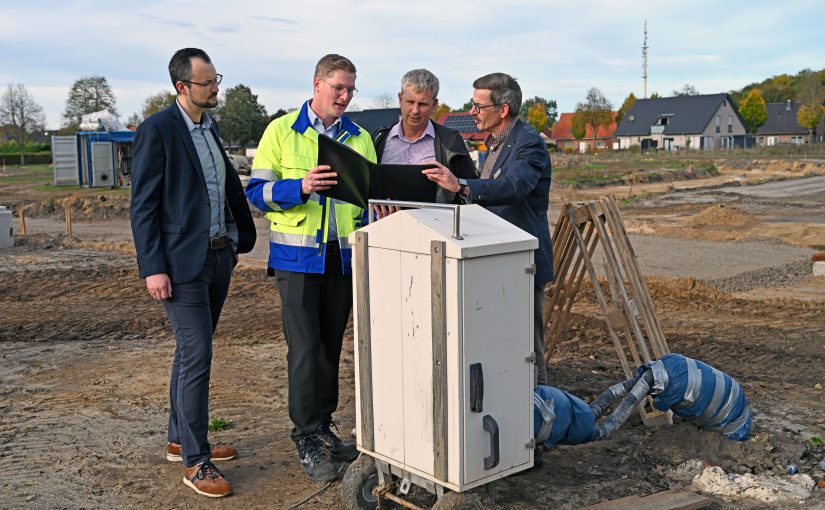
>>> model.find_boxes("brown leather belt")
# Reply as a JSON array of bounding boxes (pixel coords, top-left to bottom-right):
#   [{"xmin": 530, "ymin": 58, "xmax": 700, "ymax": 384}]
[
  {"xmin": 326, "ymin": 241, "xmax": 340, "ymax": 255},
  {"xmin": 208, "ymin": 236, "xmax": 230, "ymax": 250}
]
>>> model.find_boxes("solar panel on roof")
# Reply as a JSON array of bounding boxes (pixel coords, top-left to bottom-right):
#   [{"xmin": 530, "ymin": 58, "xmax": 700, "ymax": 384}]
[{"xmin": 443, "ymin": 115, "xmax": 480, "ymax": 133}]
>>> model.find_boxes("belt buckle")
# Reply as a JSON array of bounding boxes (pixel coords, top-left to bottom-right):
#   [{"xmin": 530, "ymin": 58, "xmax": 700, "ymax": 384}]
[{"xmin": 209, "ymin": 236, "xmax": 227, "ymax": 250}]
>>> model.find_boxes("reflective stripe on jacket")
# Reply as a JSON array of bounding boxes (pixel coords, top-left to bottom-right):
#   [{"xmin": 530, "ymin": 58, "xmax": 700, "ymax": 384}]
[{"xmin": 246, "ymin": 101, "xmax": 377, "ymax": 274}]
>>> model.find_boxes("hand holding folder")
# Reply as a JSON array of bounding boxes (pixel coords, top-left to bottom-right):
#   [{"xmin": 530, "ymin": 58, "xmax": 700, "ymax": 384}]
[{"xmin": 317, "ymin": 134, "xmax": 438, "ymax": 209}]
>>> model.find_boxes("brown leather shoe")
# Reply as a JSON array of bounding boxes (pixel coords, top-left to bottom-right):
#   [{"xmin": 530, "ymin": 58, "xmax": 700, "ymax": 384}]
[
  {"xmin": 167, "ymin": 442, "xmax": 237, "ymax": 462},
  {"xmin": 183, "ymin": 461, "xmax": 232, "ymax": 498}
]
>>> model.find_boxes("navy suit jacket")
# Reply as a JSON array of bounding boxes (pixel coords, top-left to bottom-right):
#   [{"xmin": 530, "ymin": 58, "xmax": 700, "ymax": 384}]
[
  {"xmin": 467, "ymin": 119, "xmax": 554, "ymax": 285},
  {"xmin": 130, "ymin": 102, "xmax": 256, "ymax": 284}
]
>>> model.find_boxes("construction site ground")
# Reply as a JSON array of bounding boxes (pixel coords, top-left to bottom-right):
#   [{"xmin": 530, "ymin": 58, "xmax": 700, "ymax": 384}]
[{"xmin": 2, "ymin": 156, "xmax": 825, "ymax": 509}]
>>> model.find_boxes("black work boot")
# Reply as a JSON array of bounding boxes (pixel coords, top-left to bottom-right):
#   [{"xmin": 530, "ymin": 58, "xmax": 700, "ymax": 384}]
[
  {"xmin": 316, "ymin": 421, "xmax": 358, "ymax": 462},
  {"xmin": 296, "ymin": 435, "xmax": 337, "ymax": 482}
]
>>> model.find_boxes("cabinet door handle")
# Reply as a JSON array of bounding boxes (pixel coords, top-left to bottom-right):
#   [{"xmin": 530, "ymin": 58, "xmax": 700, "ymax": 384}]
[
  {"xmin": 470, "ymin": 363, "xmax": 483, "ymax": 413},
  {"xmin": 483, "ymin": 415, "xmax": 499, "ymax": 470}
]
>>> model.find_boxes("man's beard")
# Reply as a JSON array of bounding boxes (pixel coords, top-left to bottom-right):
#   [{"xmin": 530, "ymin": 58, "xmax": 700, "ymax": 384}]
[{"xmin": 193, "ymin": 95, "xmax": 218, "ymax": 109}]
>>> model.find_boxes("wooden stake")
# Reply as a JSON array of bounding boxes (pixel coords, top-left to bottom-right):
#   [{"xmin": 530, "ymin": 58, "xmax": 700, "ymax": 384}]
[
  {"xmin": 19, "ymin": 206, "xmax": 26, "ymax": 235},
  {"xmin": 65, "ymin": 205, "xmax": 73, "ymax": 237}
]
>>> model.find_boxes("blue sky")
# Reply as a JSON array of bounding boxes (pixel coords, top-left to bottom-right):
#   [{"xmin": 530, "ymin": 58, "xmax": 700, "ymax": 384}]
[{"xmin": 1, "ymin": 0, "xmax": 822, "ymax": 129}]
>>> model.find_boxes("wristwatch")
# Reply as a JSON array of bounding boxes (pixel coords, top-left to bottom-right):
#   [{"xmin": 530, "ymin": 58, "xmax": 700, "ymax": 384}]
[{"xmin": 458, "ymin": 178, "xmax": 468, "ymax": 196}]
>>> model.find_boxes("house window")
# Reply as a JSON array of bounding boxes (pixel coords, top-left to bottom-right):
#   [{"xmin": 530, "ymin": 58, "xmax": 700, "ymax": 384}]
[
  {"xmin": 728, "ymin": 115, "xmax": 733, "ymax": 133},
  {"xmin": 597, "ymin": 141, "xmax": 606, "ymax": 149},
  {"xmin": 715, "ymin": 115, "xmax": 720, "ymax": 133}
]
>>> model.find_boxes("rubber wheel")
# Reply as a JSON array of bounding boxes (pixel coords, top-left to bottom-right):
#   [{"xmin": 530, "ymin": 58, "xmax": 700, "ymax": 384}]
[
  {"xmin": 432, "ymin": 491, "xmax": 483, "ymax": 510},
  {"xmin": 341, "ymin": 454, "xmax": 381, "ymax": 510}
]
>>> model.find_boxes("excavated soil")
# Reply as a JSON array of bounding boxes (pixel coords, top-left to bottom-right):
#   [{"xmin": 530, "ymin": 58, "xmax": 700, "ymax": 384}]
[{"xmin": 2, "ymin": 158, "xmax": 825, "ymax": 509}]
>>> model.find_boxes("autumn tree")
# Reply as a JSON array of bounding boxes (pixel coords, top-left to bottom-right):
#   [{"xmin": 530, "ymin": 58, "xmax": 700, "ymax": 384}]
[
  {"xmin": 615, "ymin": 92, "xmax": 636, "ymax": 124},
  {"xmin": 432, "ymin": 103, "xmax": 450, "ymax": 120},
  {"xmin": 797, "ymin": 73, "xmax": 825, "ymax": 143},
  {"xmin": 575, "ymin": 87, "xmax": 613, "ymax": 148},
  {"xmin": 797, "ymin": 104, "xmax": 825, "ymax": 143},
  {"xmin": 519, "ymin": 96, "xmax": 558, "ymax": 127},
  {"xmin": 526, "ymin": 103, "xmax": 548, "ymax": 133},
  {"xmin": 62, "ymin": 75, "xmax": 118, "ymax": 129},
  {"xmin": 0, "ymin": 84, "xmax": 45, "ymax": 165},
  {"xmin": 738, "ymin": 88, "xmax": 768, "ymax": 134},
  {"xmin": 214, "ymin": 84, "xmax": 268, "ymax": 149}
]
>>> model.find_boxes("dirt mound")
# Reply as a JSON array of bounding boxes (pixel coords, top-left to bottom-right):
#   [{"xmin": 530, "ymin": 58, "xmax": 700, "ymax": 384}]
[
  {"xmin": 684, "ymin": 203, "xmax": 753, "ymax": 228},
  {"xmin": 22, "ymin": 193, "xmax": 131, "ymax": 220}
]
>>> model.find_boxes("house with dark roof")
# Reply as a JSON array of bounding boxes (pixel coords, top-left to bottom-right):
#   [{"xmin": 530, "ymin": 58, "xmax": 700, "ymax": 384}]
[
  {"xmin": 343, "ymin": 108, "xmax": 400, "ymax": 136},
  {"xmin": 615, "ymin": 93, "xmax": 746, "ymax": 151},
  {"xmin": 756, "ymin": 100, "xmax": 825, "ymax": 145},
  {"xmin": 549, "ymin": 112, "xmax": 618, "ymax": 152},
  {"xmin": 435, "ymin": 112, "xmax": 486, "ymax": 142}
]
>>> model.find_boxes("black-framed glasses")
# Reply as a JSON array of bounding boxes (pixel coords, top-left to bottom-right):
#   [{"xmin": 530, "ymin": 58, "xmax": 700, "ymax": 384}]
[
  {"xmin": 322, "ymin": 79, "xmax": 358, "ymax": 96},
  {"xmin": 470, "ymin": 100, "xmax": 500, "ymax": 112},
  {"xmin": 182, "ymin": 74, "xmax": 223, "ymax": 87}
]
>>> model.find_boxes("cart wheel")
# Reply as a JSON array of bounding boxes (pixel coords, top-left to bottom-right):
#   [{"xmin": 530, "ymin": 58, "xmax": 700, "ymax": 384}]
[
  {"xmin": 341, "ymin": 454, "xmax": 382, "ymax": 510},
  {"xmin": 432, "ymin": 491, "xmax": 483, "ymax": 510}
]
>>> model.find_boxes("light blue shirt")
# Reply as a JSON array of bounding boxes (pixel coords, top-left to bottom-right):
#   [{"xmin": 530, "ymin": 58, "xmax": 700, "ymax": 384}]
[
  {"xmin": 176, "ymin": 100, "xmax": 237, "ymax": 246},
  {"xmin": 306, "ymin": 101, "xmax": 341, "ymax": 241}
]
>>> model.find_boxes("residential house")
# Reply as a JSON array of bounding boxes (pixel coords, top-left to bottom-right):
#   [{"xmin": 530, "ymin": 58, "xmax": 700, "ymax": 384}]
[
  {"xmin": 549, "ymin": 112, "xmax": 618, "ymax": 152},
  {"xmin": 615, "ymin": 93, "xmax": 747, "ymax": 151},
  {"xmin": 756, "ymin": 100, "xmax": 825, "ymax": 145},
  {"xmin": 343, "ymin": 107, "xmax": 401, "ymax": 136},
  {"xmin": 435, "ymin": 112, "xmax": 486, "ymax": 142}
]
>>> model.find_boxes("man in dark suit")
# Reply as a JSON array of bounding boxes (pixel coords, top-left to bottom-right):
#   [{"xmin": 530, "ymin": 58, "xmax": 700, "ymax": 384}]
[
  {"xmin": 130, "ymin": 47, "xmax": 255, "ymax": 498},
  {"xmin": 423, "ymin": 72, "xmax": 553, "ymax": 387}
]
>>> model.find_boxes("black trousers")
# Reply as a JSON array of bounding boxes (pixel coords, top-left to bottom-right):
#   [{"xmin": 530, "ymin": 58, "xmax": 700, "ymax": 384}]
[
  {"xmin": 163, "ymin": 246, "xmax": 233, "ymax": 467},
  {"xmin": 275, "ymin": 247, "xmax": 352, "ymax": 441}
]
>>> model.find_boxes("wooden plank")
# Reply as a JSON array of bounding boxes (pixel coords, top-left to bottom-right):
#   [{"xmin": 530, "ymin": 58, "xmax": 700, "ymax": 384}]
[
  {"xmin": 353, "ymin": 231, "xmax": 374, "ymax": 451},
  {"xmin": 430, "ymin": 240, "xmax": 448, "ymax": 481},
  {"xmin": 580, "ymin": 489, "xmax": 711, "ymax": 510}
]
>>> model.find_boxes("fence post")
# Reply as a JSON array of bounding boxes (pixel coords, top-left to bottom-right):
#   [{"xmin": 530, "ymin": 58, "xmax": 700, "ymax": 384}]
[
  {"xmin": 19, "ymin": 206, "xmax": 26, "ymax": 235},
  {"xmin": 65, "ymin": 205, "xmax": 72, "ymax": 237}
]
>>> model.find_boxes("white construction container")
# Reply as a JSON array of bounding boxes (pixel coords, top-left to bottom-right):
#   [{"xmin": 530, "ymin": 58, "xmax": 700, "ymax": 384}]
[
  {"xmin": 0, "ymin": 206, "xmax": 14, "ymax": 248},
  {"xmin": 349, "ymin": 203, "xmax": 537, "ymax": 498}
]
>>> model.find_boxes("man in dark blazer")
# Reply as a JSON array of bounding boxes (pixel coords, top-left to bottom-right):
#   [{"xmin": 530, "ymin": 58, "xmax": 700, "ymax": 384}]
[
  {"xmin": 130, "ymin": 47, "xmax": 255, "ymax": 498},
  {"xmin": 423, "ymin": 72, "xmax": 553, "ymax": 388}
]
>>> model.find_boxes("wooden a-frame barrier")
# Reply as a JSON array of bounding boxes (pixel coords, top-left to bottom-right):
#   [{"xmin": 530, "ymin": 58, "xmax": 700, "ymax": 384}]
[{"xmin": 543, "ymin": 196, "xmax": 672, "ymax": 425}]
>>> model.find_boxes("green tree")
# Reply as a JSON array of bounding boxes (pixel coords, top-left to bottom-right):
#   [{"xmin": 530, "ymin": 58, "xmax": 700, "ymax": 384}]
[
  {"xmin": 615, "ymin": 92, "xmax": 637, "ymax": 124},
  {"xmin": 570, "ymin": 111, "xmax": 587, "ymax": 140},
  {"xmin": 576, "ymin": 87, "xmax": 613, "ymax": 148},
  {"xmin": 62, "ymin": 75, "xmax": 118, "ymax": 129},
  {"xmin": 672, "ymin": 84, "xmax": 700, "ymax": 96},
  {"xmin": 142, "ymin": 91, "xmax": 176, "ymax": 120},
  {"xmin": 215, "ymin": 84, "xmax": 268, "ymax": 149},
  {"xmin": 649, "ymin": 91, "xmax": 661, "ymax": 99},
  {"xmin": 796, "ymin": 73, "xmax": 825, "ymax": 143},
  {"xmin": 738, "ymin": 88, "xmax": 768, "ymax": 134},
  {"xmin": 527, "ymin": 102, "xmax": 548, "ymax": 132},
  {"xmin": 0, "ymin": 83, "xmax": 45, "ymax": 165},
  {"xmin": 457, "ymin": 100, "xmax": 474, "ymax": 112},
  {"xmin": 270, "ymin": 108, "xmax": 289, "ymax": 122},
  {"xmin": 519, "ymin": 96, "xmax": 558, "ymax": 127}
]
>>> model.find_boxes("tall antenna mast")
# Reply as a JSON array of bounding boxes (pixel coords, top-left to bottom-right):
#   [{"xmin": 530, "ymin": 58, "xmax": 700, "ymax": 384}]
[{"xmin": 642, "ymin": 20, "xmax": 649, "ymax": 99}]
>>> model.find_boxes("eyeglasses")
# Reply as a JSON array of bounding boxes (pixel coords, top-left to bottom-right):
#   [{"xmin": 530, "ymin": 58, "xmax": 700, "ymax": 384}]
[
  {"xmin": 322, "ymin": 79, "xmax": 358, "ymax": 96},
  {"xmin": 182, "ymin": 74, "xmax": 223, "ymax": 87},
  {"xmin": 469, "ymin": 100, "xmax": 500, "ymax": 112}
]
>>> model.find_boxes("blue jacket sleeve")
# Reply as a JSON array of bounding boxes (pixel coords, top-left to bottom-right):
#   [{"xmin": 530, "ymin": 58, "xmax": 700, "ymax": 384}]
[
  {"xmin": 466, "ymin": 130, "xmax": 547, "ymax": 206},
  {"xmin": 130, "ymin": 122, "xmax": 167, "ymax": 277}
]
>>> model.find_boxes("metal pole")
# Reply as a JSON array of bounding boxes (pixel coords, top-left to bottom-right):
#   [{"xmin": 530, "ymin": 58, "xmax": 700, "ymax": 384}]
[{"xmin": 368, "ymin": 200, "xmax": 463, "ymax": 240}]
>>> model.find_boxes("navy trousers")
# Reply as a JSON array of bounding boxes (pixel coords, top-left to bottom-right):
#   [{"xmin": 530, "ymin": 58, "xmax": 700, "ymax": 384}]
[
  {"xmin": 275, "ymin": 245, "xmax": 352, "ymax": 442},
  {"xmin": 163, "ymin": 246, "xmax": 233, "ymax": 467}
]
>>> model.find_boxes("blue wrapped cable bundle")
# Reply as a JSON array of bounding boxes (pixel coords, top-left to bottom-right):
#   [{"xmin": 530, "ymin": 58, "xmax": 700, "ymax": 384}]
[
  {"xmin": 533, "ymin": 353, "xmax": 752, "ymax": 449},
  {"xmin": 639, "ymin": 353, "xmax": 752, "ymax": 441}
]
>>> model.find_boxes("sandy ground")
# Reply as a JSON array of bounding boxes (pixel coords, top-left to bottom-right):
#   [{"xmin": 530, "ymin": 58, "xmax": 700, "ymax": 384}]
[{"xmin": 2, "ymin": 159, "xmax": 825, "ymax": 509}]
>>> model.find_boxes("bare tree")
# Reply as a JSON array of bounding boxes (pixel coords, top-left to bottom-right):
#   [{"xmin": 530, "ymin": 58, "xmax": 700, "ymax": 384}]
[
  {"xmin": 375, "ymin": 91, "xmax": 395, "ymax": 109},
  {"xmin": 0, "ymin": 83, "xmax": 45, "ymax": 165}
]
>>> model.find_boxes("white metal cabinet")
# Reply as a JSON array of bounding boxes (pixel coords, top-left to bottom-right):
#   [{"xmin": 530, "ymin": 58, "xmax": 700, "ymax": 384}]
[{"xmin": 351, "ymin": 204, "xmax": 537, "ymax": 492}]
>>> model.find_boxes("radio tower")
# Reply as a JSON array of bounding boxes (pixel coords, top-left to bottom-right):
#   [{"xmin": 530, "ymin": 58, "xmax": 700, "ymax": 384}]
[{"xmin": 642, "ymin": 20, "xmax": 649, "ymax": 98}]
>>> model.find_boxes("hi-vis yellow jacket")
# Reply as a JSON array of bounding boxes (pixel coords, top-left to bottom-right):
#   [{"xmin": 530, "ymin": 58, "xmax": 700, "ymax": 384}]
[{"xmin": 245, "ymin": 101, "xmax": 377, "ymax": 274}]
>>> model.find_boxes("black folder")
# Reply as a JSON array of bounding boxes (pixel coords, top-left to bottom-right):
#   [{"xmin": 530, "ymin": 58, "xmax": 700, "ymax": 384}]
[{"xmin": 317, "ymin": 134, "xmax": 437, "ymax": 209}]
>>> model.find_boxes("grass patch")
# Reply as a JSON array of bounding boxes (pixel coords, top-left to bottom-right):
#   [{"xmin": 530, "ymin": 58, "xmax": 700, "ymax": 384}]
[{"xmin": 208, "ymin": 418, "xmax": 231, "ymax": 432}]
